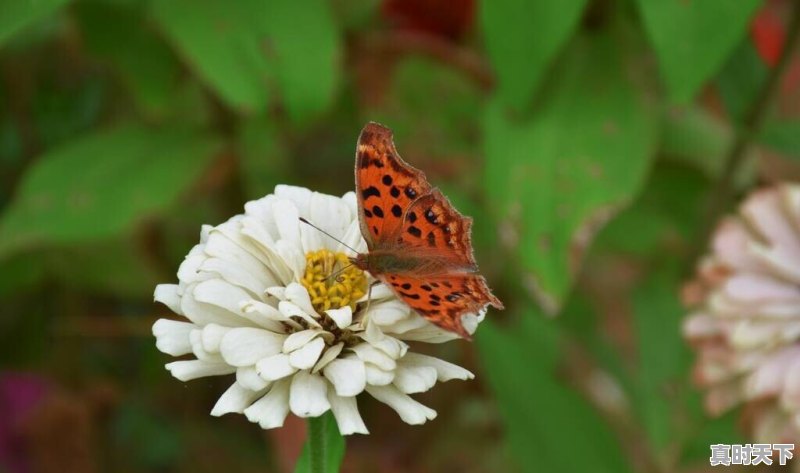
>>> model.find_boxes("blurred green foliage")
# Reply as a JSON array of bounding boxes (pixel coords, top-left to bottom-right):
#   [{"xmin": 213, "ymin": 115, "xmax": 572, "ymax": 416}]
[{"xmin": 1, "ymin": 0, "xmax": 799, "ymax": 472}]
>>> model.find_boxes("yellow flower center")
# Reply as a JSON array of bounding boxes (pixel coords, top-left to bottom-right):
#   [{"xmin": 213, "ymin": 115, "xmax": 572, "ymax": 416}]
[{"xmin": 301, "ymin": 249, "xmax": 367, "ymax": 316}]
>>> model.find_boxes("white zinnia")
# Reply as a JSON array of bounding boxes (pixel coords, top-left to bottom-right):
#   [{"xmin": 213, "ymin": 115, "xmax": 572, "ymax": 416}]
[
  {"xmin": 153, "ymin": 185, "xmax": 481, "ymax": 434},
  {"xmin": 684, "ymin": 184, "xmax": 800, "ymax": 442}
]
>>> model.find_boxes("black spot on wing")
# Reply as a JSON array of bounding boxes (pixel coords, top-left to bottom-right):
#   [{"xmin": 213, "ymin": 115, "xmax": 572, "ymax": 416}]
[
  {"xmin": 405, "ymin": 187, "xmax": 417, "ymax": 199},
  {"xmin": 407, "ymin": 226, "xmax": 422, "ymax": 238},
  {"xmin": 401, "ymin": 283, "xmax": 411, "ymax": 290},
  {"xmin": 390, "ymin": 186, "xmax": 400, "ymax": 198},
  {"xmin": 362, "ymin": 186, "xmax": 380, "ymax": 199},
  {"xmin": 399, "ymin": 291, "xmax": 421, "ymax": 300},
  {"xmin": 426, "ymin": 231, "xmax": 436, "ymax": 247},
  {"xmin": 391, "ymin": 205, "xmax": 402, "ymax": 217},
  {"xmin": 425, "ymin": 209, "xmax": 438, "ymax": 224},
  {"xmin": 407, "ymin": 211, "xmax": 417, "ymax": 223},
  {"xmin": 364, "ymin": 209, "xmax": 373, "ymax": 218},
  {"xmin": 372, "ymin": 205, "xmax": 384, "ymax": 218},
  {"xmin": 382, "ymin": 175, "xmax": 393, "ymax": 185}
]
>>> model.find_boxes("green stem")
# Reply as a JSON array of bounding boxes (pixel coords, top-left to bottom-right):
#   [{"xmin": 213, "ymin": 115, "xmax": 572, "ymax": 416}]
[
  {"xmin": 308, "ymin": 415, "xmax": 327, "ymax": 473},
  {"xmin": 697, "ymin": 3, "xmax": 800, "ymax": 245}
]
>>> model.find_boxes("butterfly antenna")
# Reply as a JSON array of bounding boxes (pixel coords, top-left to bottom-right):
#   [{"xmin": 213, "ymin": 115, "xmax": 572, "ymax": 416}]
[{"xmin": 298, "ymin": 217, "xmax": 360, "ymax": 254}]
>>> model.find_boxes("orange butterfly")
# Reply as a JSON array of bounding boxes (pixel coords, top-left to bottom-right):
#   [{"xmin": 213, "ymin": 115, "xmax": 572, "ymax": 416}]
[{"xmin": 351, "ymin": 122, "xmax": 503, "ymax": 339}]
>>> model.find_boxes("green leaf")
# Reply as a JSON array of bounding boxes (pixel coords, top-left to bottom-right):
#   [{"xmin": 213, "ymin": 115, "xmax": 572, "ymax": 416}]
[
  {"xmin": 0, "ymin": 124, "xmax": 221, "ymax": 258},
  {"xmin": 480, "ymin": 0, "xmax": 588, "ymax": 109},
  {"xmin": 367, "ymin": 57, "xmax": 483, "ymax": 160},
  {"xmin": 237, "ymin": 114, "xmax": 288, "ymax": 199},
  {"xmin": 483, "ymin": 32, "xmax": 657, "ymax": 312},
  {"xmin": 636, "ymin": 0, "xmax": 761, "ymax": 102},
  {"xmin": 75, "ymin": 2, "xmax": 180, "ymax": 117},
  {"xmin": 294, "ymin": 412, "xmax": 345, "ymax": 473},
  {"xmin": 758, "ymin": 120, "xmax": 800, "ymax": 157},
  {"xmin": 151, "ymin": 0, "xmax": 271, "ymax": 112},
  {"xmin": 631, "ymin": 266, "xmax": 691, "ymax": 457},
  {"xmin": 264, "ymin": 0, "xmax": 341, "ymax": 124},
  {"xmin": 0, "ymin": 0, "xmax": 69, "ymax": 46},
  {"xmin": 477, "ymin": 314, "xmax": 632, "ymax": 473},
  {"xmin": 717, "ymin": 40, "xmax": 768, "ymax": 123}
]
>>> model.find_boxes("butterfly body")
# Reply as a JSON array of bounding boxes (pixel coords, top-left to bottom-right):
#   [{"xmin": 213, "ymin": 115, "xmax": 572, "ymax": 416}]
[{"xmin": 353, "ymin": 122, "xmax": 503, "ymax": 339}]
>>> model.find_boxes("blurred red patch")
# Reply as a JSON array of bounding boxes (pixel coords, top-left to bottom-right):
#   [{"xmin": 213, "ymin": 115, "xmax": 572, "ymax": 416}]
[
  {"xmin": 382, "ymin": 0, "xmax": 475, "ymax": 40},
  {"xmin": 750, "ymin": 0, "xmax": 787, "ymax": 67}
]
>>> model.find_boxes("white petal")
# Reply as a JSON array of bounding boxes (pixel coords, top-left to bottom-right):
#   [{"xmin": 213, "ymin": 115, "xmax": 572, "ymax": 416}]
[
  {"xmin": 237, "ymin": 367, "xmax": 271, "ymax": 391},
  {"xmin": 193, "ymin": 279, "xmax": 251, "ymax": 318},
  {"xmin": 368, "ymin": 335, "xmax": 408, "ymax": 360},
  {"xmin": 274, "ymin": 185, "xmax": 312, "ymax": 216},
  {"xmin": 368, "ymin": 300, "xmax": 410, "ymax": 326},
  {"xmin": 273, "ymin": 198, "xmax": 302, "ymax": 245},
  {"xmin": 351, "ymin": 343, "xmax": 396, "ymax": 371},
  {"xmin": 393, "ymin": 365, "xmax": 438, "ymax": 394},
  {"xmin": 313, "ymin": 342, "xmax": 344, "ymax": 373},
  {"xmin": 329, "ymin": 392, "xmax": 369, "ymax": 435},
  {"xmin": 324, "ymin": 358, "xmax": 367, "ymax": 396},
  {"xmin": 244, "ymin": 379, "xmax": 291, "ymax": 429},
  {"xmin": 211, "ymin": 382, "xmax": 266, "ymax": 416},
  {"xmin": 201, "ymin": 324, "xmax": 229, "ymax": 353},
  {"xmin": 326, "ymin": 306, "xmax": 352, "ymax": 329},
  {"xmin": 365, "ymin": 363, "xmax": 395, "ymax": 385},
  {"xmin": 285, "ymin": 283, "xmax": 320, "ymax": 318},
  {"xmin": 400, "ymin": 353, "xmax": 474, "ymax": 381},
  {"xmin": 366, "ymin": 385, "xmax": 437, "ymax": 425},
  {"xmin": 180, "ymin": 286, "xmax": 243, "ymax": 327},
  {"xmin": 154, "ymin": 284, "xmax": 183, "ymax": 315},
  {"xmin": 278, "ymin": 301, "xmax": 322, "ymax": 328},
  {"xmin": 257, "ymin": 353, "xmax": 298, "ymax": 381},
  {"xmin": 152, "ymin": 319, "xmax": 194, "ymax": 356},
  {"xmin": 289, "ymin": 337, "xmax": 326, "ymax": 370},
  {"xmin": 219, "ymin": 328, "xmax": 284, "ymax": 367},
  {"xmin": 284, "ymin": 329, "xmax": 322, "ymax": 353},
  {"xmin": 339, "ymin": 219, "xmax": 367, "ymax": 255},
  {"xmin": 290, "ymin": 371, "xmax": 331, "ymax": 417},
  {"xmin": 165, "ymin": 360, "xmax": 235, "ymax": 381},
  {"xmin": 274, "ymin": 240, "xmax": 306, "ymax": 282}
]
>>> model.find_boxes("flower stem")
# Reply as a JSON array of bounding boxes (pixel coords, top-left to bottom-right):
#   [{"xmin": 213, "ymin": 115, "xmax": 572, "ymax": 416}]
[
  {"xmin": 697, "ymin": 3, "xmax": 800, "ymax": 246},
  {"xmin": 308, "ymin": 415, "xmax": 327, "ymax": 473}
]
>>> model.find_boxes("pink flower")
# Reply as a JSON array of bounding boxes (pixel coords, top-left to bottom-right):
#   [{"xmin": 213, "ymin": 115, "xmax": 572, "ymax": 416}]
[{"xmin": 684, "ymin": 184, "xmax": 800, "ymax": 442}]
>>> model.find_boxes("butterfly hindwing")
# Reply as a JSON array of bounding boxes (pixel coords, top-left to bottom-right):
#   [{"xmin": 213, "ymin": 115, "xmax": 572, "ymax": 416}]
[
  {"xmin": 398, "ymin": 189, "xmax": 477, "ymax": 271},
  {"xmin": 355, "ymin": 123, "xmax": 432, "ymax": 249},
  {"xmin": 382, "ymin": 273, "xmax": 503, "ymax": 339}
]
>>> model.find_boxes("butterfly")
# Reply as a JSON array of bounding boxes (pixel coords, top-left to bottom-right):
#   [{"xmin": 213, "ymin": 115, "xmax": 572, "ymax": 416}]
[{"xmin": 351, "ymin": 122, "xmax": 503, "ymax": 339}]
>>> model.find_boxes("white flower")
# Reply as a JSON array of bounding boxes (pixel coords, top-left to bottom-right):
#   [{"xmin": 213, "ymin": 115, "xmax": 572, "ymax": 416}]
[
  {"xmin": 684, "ymin": 184, "xmax": 800, "ymax": 443},
  {"xmin": 153, "ymin": 185, "xmax": 481, "ymax": 435}
]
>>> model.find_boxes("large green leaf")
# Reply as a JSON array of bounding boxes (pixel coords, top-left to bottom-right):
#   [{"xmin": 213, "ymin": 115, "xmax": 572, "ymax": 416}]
[
  {"xmin": 483, "ymin": 32, "xmax": 657, "ymax": 312},
  {"xmin": 151, "ymin": 0, "xmax": 271, "ymax": 113},
  {"xmin": 0, "ymin": 124, "xmax": 221, "ymax": 257},
  {"xmin": 294, "ymin": 412, "xmax": 345, "ymax": 473},
  {"xmin": 636, "ymin": 0, "xmax": 761, "ymax": 102},
  {"xmin": 76, "ymin": 2, "xmax": 180, "ymax": 118},
  {"xmin": 477, "ymin": 314, "xmax": 632, "ymax": 473},
  {"xmin": 0, "ymin": 0, "xmax": 69, "ymax": 46},
  {"xmin": 264, "ymin": 0, "xmax": 341, "ymax": 124},
  {"xmin": 480, "ymin": 0, "xmax": 587, "ymax": 109}
]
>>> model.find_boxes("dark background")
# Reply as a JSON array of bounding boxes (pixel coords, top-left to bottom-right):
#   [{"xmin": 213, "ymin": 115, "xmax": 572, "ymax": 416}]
[{"xmin": 1, "ymin": 0, "xmax": 799, "ymax": 471}]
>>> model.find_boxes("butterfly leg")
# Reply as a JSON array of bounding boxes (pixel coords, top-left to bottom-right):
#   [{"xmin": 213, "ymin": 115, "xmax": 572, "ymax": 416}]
[{"xmin": 362, "ymin": 280, "xmax": 381, "ymax": 316}]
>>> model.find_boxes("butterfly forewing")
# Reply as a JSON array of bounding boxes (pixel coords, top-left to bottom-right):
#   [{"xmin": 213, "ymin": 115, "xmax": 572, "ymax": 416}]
[{"xmin": 355, "ymin": 123, "xmax": 432, "ymax": 249}]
